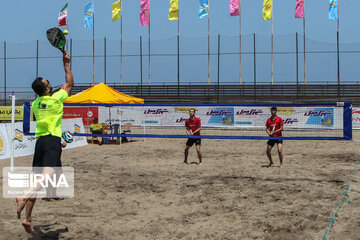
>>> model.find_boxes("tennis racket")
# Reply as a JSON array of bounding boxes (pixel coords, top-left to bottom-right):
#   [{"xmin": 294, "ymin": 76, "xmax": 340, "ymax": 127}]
[{"xmin": 46, "ymin": 27, "xmax": 66, "ymax": 53}]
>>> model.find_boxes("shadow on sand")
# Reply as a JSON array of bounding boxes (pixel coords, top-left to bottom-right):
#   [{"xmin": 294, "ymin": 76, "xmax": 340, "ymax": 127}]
[{"xmin": 28, "ymin": 222, "xmax": 68, "ymax": 240}]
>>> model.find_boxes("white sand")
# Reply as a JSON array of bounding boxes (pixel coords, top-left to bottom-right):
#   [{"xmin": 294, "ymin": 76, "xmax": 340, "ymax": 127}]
[{"xmin": 1, "ymin": 135, "xmax": 360, "ymax": 239}]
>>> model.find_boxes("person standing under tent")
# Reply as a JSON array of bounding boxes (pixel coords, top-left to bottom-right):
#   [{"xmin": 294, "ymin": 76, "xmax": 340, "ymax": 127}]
[
  {"xmin": 16, "ymin": 51, "xmax": 74, "ymax": 235},
  {"xmin": 184, "ymin": 109, "xmax": 202, "ymax": 165},
  {"xmin": 265, "ymin": 106, "xmax": 284, "ymax": 168}
]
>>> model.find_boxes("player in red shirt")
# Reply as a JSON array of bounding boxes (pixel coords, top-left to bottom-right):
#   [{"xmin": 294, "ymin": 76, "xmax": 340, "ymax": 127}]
[
  {"xmin": 184, "ymin": 109, "xmax": 202, "ymax": 164},
  {"xmin": 265, "ymin": 106, "xmax": 284, "ymax": 168}
]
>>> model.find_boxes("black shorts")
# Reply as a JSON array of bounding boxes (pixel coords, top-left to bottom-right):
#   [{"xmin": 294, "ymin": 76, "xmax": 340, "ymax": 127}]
[
  {"xmin": 33, "ymin": 135, "xmax": 62, "ymax": 168},
  {"xmin": 92, "ymin": 130, "xmax": 102, "ymax": 134},
  {"xmin": 186, "ymin": 138, "xmax": 201, "ymax": 146},
  {"xmin": 267, "ymin": 139, "xmax": 283, "ymax": 147}
]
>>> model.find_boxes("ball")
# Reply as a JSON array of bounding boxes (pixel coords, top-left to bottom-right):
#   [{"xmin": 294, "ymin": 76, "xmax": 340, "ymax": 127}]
[{"xmin": 63, "ymin": 30, "xmax": 69, "ymax": 35}]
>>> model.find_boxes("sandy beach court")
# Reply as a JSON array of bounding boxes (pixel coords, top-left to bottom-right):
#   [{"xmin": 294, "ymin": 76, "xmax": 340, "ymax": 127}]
[{"xmin": 1, "ymin": 136, "xmax": 360, "ymax": 240}]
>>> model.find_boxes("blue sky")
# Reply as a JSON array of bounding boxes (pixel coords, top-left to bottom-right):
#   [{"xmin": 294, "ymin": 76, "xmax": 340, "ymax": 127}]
[{"xmin": 1, "ymin": 0, "xmax": 359, "ymax": 92}]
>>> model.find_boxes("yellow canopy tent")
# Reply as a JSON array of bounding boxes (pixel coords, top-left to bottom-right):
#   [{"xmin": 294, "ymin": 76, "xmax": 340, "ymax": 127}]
[{"xmin": 64, "ymin": 83, "xmax": 144, "ymax": 104}]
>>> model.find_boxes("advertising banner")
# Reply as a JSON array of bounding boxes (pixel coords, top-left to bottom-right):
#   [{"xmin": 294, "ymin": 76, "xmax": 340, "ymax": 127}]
[
  {"xmin": 98, "ymin": 106, "xmax": 139, "ymax": 125},
  {"xmin": 61, "ymin": 118, "xmax": 88, "ymax": 149},
  {"xmin": 0, "ymin": 124, "xmax": 11, "ymax": 159},
  {"xmin": 0, "ymin": 119, "xmax": 87, "ymax": 160},
  {"xmin": 0, "ymin": 107, "xmax": 24, "ymax": 121},
  {"xmin": 95, "ymin": 106, "xmax": 343, "ymax": 130},
  {"xmin": 63, "ymin": 107, "xmax": 98, "ymax": 126},
  {"xmin": 5, "ymin": 122, "xmax": 37, "ymax": 158},
  {"xmin": 352, "ymin": 108, "xmax": 360, "ymax": 129}
]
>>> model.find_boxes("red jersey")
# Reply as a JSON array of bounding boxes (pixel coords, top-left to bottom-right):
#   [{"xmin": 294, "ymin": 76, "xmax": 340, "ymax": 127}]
[
  {"xmin": 185, "ymin": 117, "xmax": 201, "ymax": 136},
  {"xmin": 266, "ymin": 116, "xmax": 284, "ymax": 137}
]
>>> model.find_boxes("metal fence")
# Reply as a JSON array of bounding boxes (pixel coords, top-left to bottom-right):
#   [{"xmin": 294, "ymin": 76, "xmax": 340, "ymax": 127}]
[{"xmin": 1, "ymin": 32, "xmax": 360, "ymax": 104}]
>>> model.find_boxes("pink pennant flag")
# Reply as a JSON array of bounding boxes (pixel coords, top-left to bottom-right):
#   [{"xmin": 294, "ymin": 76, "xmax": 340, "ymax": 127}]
[
  {"xmin": 140, "ymin": 0, "xmax": 149, "ymax": 26},
  {"xmin": 230, "ymin": 0, "xmax": 240, "ymax": 16},
  {"xmin": 295, "ymin": 0, "xmax": 304, "ymax": 18}
]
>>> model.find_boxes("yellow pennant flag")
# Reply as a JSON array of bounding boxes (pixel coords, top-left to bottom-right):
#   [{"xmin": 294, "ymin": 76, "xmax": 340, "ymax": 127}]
[
  {"xmin": 262, "ymin": 0, "xmax": 272, "ymax": 21},
  {"xmin": 112, "ymin": 0, "xmax": 122, "ymax": 22},
  {"xmin": 169, "ymin": 0, "xmax": 179, "ymax": 21}
]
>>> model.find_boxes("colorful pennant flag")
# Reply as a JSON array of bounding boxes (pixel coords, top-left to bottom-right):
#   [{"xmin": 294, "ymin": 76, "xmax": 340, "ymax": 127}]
[
  {"xmin": 140, "ymin": 0, "xmax": 150, "ymax": 26},
  {"xmin": 262, "ymin": 0, "xmax": 272, "ymax": 21},
  {"xmin": 58, "ymin": 3, "xmax": 68, "ymax": 26},
  {"xmin": 295, "ymin": 0, "xmax": 304, "ymax": 18},
  {"xmin": 230, "ymin": 0, "xmax": 240, "ymax": 17},
  {"xmin": 199, "ymin": 0, "xmax": 209, "ymax": 19},
  {"xmin": 84, "ymin": 2, "xmax": 93, "ymax": 28},
  {"xmin": 112, "ymin": 0, "xmax": 122, "ymax": 22},
  {"xmin": 329, "ymin": 0, "xmax": 338, "ymax": 20},
  {"xmin": 169, "ymin": 0, "xmax": 179, "ymax": 21}
]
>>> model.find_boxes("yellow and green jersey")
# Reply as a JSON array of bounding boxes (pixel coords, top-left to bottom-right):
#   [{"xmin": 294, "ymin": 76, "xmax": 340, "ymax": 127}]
[
  {"xmin": 32, "ymin": 89, "xmax": 68, "ymax": 138},
  {"xmin": 90, "ymin": 123, "xmax": 103, "ymax": 131}
]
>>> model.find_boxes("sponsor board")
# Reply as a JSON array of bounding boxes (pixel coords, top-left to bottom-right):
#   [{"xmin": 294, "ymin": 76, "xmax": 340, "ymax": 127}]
[
  {"xmin": 63, "ymin": 107, "xmax": 98, "ymax": 126},
  {"xmin": 98, "ymin": 107, "xmax": 137, "ymax": 125},
  {"xmin": 62, "ymin": 118, "xmax": 88, "ymax": 149},
  {"xmin": 207, "ymin": 107, "xmax": 234, "ymax": 125},
  {"xmin": 0, "ymin": 107, "xmax": 24, "ymax": 121},
  {"xmin": 352, "ymin": 108, "xmax": 360, "ymax": 129},
  {"xmin": 58, "ymin": 105, "xmax": 349, "ymax": 130},
  {"xmin": 0, "ymin": 118, "xmax": 87, "ymax": 160},
  {"xmin": 305, "ymin": 108, "xmax": 334, "ymax": 127}
]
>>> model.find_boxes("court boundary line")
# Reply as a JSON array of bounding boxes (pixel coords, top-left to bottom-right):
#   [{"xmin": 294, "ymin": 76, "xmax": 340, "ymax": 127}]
[{"xmin": 322, "ymin": 157, "xmax": 359, "ymax": 240}]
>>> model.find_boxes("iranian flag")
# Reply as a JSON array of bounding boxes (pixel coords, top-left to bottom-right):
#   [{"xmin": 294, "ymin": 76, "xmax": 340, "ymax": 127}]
[{"xmin": 58, "ymin": 3, "xmax": 68, "ymax": 26}]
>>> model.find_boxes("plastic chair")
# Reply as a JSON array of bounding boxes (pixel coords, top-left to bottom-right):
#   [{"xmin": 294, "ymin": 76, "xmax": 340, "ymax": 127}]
[
  {"xmin": 111, "ymin": 124, "xmax": 120, "ymax": 143},
  {"xmin": 123, "ymin": 123, "xmax": 132, "ymax": 142}
]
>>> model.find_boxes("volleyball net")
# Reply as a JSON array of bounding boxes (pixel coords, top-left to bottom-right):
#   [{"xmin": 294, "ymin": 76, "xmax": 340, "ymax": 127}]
[{"xmin": 23, "ymin": 102, "xmax": 352, "ymax": 140}]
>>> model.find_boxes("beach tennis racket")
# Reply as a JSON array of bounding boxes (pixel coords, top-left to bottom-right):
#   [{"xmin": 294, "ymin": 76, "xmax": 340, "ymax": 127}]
[
  {"xmin": 270, "ymin": 126, "xmax": 275, "ymax": 136},
  {"xmin": 62, "ymin": 131, "xmax": 74, "ymax": 143},
  {"xmin": 46, "ymin": 27, "xmax": 66, "ymax": 53}
]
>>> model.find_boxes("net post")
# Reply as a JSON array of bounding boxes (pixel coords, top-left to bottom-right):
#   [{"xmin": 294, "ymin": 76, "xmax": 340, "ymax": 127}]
[
  {"xmin": 343, "ymin": 102, "xmax": 352, "ymax": 140},
  {"xmin": 23, "ymin": 102, "xmax": 31, "ymax": 135}
]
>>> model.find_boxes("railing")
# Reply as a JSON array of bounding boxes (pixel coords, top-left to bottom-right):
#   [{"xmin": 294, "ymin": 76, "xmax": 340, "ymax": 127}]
[
  {"xmin": 114, "ymin": 84, "xmax": 359, "ymax": 103},
  {"xmin": 4, "ymin": 83, "xmax": 358, "ymax": 105}
]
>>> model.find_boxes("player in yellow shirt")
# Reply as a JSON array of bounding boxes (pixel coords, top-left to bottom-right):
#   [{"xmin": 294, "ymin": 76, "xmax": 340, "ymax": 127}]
[{"xmin": 16, "ymin": 51, "xmax": 74, "ymax": 235}]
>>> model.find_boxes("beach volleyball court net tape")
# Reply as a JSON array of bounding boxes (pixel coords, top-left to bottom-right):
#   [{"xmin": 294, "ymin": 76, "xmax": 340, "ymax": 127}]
[{"xmin": 23, "ymin": 102, "xmax": 352, "ymax": 140}]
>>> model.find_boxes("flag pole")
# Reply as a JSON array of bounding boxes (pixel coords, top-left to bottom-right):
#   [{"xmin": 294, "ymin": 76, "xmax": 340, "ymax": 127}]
[
  {"xmin": 337, "ymin": 0, "xmax": 340, "ymax": 87},
  {"xmin": 271, "ymin": 0, "xmax": 274, "ymax": 85},
  {"xmin": 120, "ymin": 0, "xmax": 123, "ymax": 85},
  {"xmin": 92, "ymin": 0, "xmax": 95, "ymax": 85},
  {"xmin": 239, "ymin": 0, "xmax": 242, "ymax": 85},
  {"xmin": 303, "ymin": 0, "xmax": 306, "ymax": 84},
  {"xmin": 66, "ymin": 1, "xmax": 69, "ymax": 52},
  {"xmin": 208, "ymin": 0, "xmax": 210, "ymax": 85},
  {"xmin": 177, "ymin": 1, "xmax": 180, "ymax": 102},
  {"xmin": 148, "ymin": 0, "xmax": 151, "ymax": 86}
]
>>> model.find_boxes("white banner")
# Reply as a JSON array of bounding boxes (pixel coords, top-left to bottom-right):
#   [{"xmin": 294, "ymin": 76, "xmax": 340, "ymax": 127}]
[
  {"xmin": 0, "ymin": 118, "xmax": 87, "ymax": 160},
  {"xmin": 352, "ymin": 108, "xmax": 360, "ymax": 130},
  {"xmin": 95, "ymin": 106, "xmax": 343, "ymax": 130},
  {"xmin": 6, "ymin": 122, "xmax": 37, "ymax": 158},
  {"xmin": 61, "ymin": 118, "xmax": 88, "ymax": 149},
  {"xmin": 0, "ymin": 124, "xmax": 11, "ymax": 159}
]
